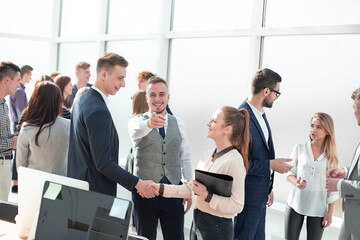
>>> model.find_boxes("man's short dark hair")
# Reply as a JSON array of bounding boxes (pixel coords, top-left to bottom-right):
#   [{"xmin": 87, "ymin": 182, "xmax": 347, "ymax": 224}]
[
  {"xmin": 251, "ymin": 68, "xmax": 282, "ymax": 95},
  {"xmin": 96, "ymin": 53, "xmax": 128, "ymax": 76},
  {"xmin": 21, "ymin": 65, "xmax": 33, "ymax": 78},
  {"xmin": 146, "ymin": 76, "xmax": 168, "ymax": 90},
  {"xmin": 0, "ymin": 61, "xmax": 20, "ymax": 82}
]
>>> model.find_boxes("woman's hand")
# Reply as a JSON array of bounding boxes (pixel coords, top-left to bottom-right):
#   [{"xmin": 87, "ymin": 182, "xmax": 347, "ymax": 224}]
[
  {"xmin": 295, "ymin": 177, "xmax": 306, "ymax": 190},
  {"xmin": 191, "ymin": 180, "xmax": 208, "ymax": 198},
  {"xmin": 322, "ymin": 211, "xmax": 332, "ymax": 228}
]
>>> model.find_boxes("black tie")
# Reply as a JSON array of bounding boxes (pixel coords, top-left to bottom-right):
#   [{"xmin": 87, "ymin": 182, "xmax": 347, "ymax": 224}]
[{"xmin": 159, "ymin": 127, "xmax": 165, "ymax": 139}]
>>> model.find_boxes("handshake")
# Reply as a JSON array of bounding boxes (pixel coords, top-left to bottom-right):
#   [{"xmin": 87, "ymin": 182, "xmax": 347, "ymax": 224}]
[{"xmin": 135, "ymin": 179, "xmax": 160, "ymax": 198}]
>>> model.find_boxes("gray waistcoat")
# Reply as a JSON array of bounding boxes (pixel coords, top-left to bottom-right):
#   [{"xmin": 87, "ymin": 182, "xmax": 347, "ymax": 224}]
[{"xmin": 133, "ymin": 115, "xmax": 182, "ymax": 184}]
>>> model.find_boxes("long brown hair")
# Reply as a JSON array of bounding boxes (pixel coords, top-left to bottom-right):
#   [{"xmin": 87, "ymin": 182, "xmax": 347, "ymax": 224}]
[
  {"xmin": 54, "ymin": 75, "xmax": 71, "ymax": 109},
  {"xmin": 221, "ymin": 106, "xmax": 250, "ymax": 171},
  {"xmin": 132, "ymin": 90, "xmax": 149, "ymax": 115},
  {"xmin": 23, "ymin": 81, "xmax": 62, "ymax": 146},
  {"xmin": 309, "ymin": 112, "xmax": 338, "ymax": 170}
]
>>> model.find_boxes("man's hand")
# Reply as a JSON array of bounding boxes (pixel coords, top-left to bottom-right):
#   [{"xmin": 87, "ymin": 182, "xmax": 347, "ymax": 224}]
[
  {"xmin": 295, "ymin": 177, "xmax": 307, "ymax": 190},
  {"xmin": 183, "ymin": 198, "xmax": 192, "ymax": 214},
  {"xmin": 147, "ymin": 112, "xmax": 166, "ymax": 129},
  {"xmin": 270, "ymin": 158, "xmax": 292, "ymax": 173},
  {"xmin": 326, "ymin": 178, "xmax": 340, "ymax": 192},
  {"xmin": 327, "ymin": 168, "xmax": 346, "ymax": 179},
  {"xmin": 191, "ymin": 180, "xmax": 208, "ymax": 198},
  {"xmin": 135, "ymin": 179, "xmax": 159, "ymax": 198},
  {"xmin": 267, "ymin": 190, "xmax": 274, "ymax": 207},
  {"xmin": 12, "ymin": 136, "xmax": 17, "ymax": 149}
]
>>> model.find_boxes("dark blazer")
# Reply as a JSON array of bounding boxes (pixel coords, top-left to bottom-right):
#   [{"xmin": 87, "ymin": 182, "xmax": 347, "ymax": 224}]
[
  {"xmin": 239, "ymin": 100, "xmax": 275, "ymax": 207},
  {"xmin": 67, "ymin": 88, "xmax": 139, "ymax": 196}
]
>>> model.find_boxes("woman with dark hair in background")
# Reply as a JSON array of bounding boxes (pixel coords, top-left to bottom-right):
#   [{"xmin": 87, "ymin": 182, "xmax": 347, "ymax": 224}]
[
  {"xmin": 126, "ymin": 89, "xmax": 149, "ymax": 174},
  {"xmin": 54, "ymin": 75, "xmax": 73, "ymax": 119},
  {"xmin": 16, "ymin": 81, "xmax": 70, "ymax": 176},
  {"xmin": 151, "ymin": 106, "xmax": 249, "ymax": 240}
]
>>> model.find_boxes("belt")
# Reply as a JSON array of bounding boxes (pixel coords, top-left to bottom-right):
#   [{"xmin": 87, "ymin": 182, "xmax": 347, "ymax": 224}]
[{"xmin": 0, "ymin": 154, "xmax": 13, "ymax": 160}]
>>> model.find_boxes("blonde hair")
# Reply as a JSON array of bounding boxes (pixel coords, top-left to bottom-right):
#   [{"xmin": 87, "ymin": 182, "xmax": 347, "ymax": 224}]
[
  {"xmin": 71, "ymin": 86, "xmax": 90, "ymax": 111},
  {"xmin": 76, "ymin": 62, "xmax": 91, "ymax": 71},
  {"xmin": 221, "ymin": 106, "xmax": 250, "ymax": 172},
  {"xmin": 310, "ymin": 112, "xmax": 339, "ymax": 170}
]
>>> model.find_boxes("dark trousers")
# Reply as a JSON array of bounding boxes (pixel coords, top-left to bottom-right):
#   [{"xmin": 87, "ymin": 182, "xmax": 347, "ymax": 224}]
[
  {"xmin": 284, "ymin": 205, "xmax": 324, "ymax": 240},
  {"xmin": 12, "ymin": 122, "xmax": 18, "ymax": 181},
  {"xmin": 190, "ymin": 209, "xmax": 233, "ymax": 240},
  {"xmin": 233, "ymin": 205, "xmax": 266, "ymax": 240},
  {"xmin": 132, "ymin": 177, "xmax": 184, "ymax": 240}
]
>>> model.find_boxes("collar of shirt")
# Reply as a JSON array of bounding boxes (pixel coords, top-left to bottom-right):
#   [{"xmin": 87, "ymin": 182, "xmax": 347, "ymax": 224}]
[
  {"xmin": 246, "ymin": 99, "xmax": 265, "ymax": 118},
  {"xmin": 212, "ymin": 146, "xmax": 236, "ymax": 159},
  {"xmin": 20, "ymin": 83, "xmax": 25, "ymax": 89},
  {"xmin": 92, "ymin": 86, "xmax": 109, "ymax": 104}
]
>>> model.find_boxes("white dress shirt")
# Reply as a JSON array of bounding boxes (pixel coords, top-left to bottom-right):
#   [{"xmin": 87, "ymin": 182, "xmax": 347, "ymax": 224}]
[
  {"xmin": 128, "ymin": 111, "xmax": 192, "ymax": 182},
  {"xmin": 92, "ymin": 86, "xmax": 109, "ymax": 104},
  {"xmin": 287, "ymin": 141, "xmax": 338, "ymax": 217}
]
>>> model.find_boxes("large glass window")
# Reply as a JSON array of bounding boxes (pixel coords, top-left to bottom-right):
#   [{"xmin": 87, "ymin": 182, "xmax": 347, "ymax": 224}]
[
  {"xmin": 173, "ymin": 0, "xmax": 253, "ymax": 31},
  {"xmin": 168, "ymin": 37, "xmax": 250, "ymax": 161},
  {"xmin": 108, "ymin": 0, "xmax": 161, "ymax": 34},
  {"xmin": 0, "ymin": 37, "xmax": 51, "ymax": 95},
  {"xmin": 0, "ymin": 0, "xmax": 54, "ymax": 37},
  {"xmin": 266, "ymin": 0, "xmax": 360, "ymax": 27},
  {"xmin": 57, "ymin": 42, "xmax": 99, "ymax": 84},
  {"xmin": 60, "ymin": 0, "xmax": 103, "ymax": 37},
  {"xmin": 106, "ymin": 40, "xmax": 158, "ymax": 161},
  {"xmin": 262, "ymin": 35, "xmax": 360, "ymax": 208}
]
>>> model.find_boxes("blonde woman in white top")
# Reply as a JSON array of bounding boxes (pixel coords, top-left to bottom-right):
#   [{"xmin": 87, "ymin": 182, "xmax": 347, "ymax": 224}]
[
  {"xmin": 285, "ymin": 112, "xmax": 339, "ymax": 240},
  {"xmin": 151, "ymin": 106, "xmax": 249, "ymax": 240}
]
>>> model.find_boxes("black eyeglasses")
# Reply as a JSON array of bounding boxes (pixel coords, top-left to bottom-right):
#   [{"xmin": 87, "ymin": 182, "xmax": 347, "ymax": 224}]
[{"xmin": 265, "ymin": 87, "xmax": 281, "ymax": 97}]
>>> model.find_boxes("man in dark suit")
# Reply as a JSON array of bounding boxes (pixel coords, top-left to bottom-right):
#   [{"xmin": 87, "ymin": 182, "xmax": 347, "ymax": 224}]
[
  {"xmin": 326, "ymin": 87, "xmax": 360, "ymax": 240},
  {"xmin": 234, "ymin": 68, "xmax": 292, "ymax": 240},
  {"xmin": 68, "ymin": 53, "xmax": 156, "ymax": 198}
]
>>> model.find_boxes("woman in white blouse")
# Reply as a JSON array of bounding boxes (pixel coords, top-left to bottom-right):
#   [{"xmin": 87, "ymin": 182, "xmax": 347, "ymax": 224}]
[
  {"xmin": 151, "ymin": 106, "xmax": 249, "ymax": 240},
  {"xmin": 285, "ymin": 112, "xmax": 339, "ymax": 240}
]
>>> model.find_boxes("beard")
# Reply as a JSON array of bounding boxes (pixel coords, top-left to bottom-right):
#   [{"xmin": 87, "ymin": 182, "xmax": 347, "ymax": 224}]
[
  {"xmin": 152, "ymin": 105, "xmax": 167, "ymax": 115},
  {"xmin": 263, "ymin": 96, "xmax": 274, "ymax": 108}
]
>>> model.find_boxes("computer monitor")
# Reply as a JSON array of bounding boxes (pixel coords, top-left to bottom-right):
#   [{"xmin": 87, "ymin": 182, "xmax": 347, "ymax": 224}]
[
  {"xmin": 35, "ymin": 181, "xmax": 133, "ymax": 240},
  {"xmin": 16, "ymin": 167, "xmax": 89, "ymax": 238}
]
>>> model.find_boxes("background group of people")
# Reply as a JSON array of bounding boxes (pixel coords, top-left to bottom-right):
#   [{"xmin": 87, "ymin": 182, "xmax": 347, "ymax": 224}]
[{"xmin": 0, "ymin": 53, "xmax": 359, "ymax": 240}]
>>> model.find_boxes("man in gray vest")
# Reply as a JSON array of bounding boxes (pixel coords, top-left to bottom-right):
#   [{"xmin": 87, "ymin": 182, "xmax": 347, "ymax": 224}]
[{"xmin": 128, "ymin": 76, "xmax": 192, "ymax": 240}]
